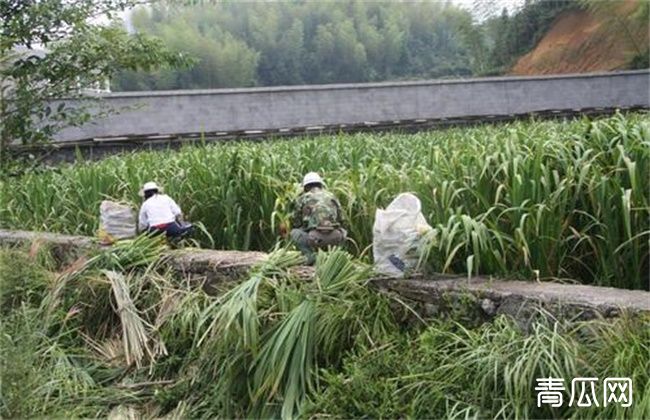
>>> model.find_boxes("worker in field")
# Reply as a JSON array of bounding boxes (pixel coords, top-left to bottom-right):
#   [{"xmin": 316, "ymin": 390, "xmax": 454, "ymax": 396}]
[
  {"xmin": 138, "ymin": 181, "xmax": 192, "ymax": 239},
  {"xmin": 290, "ymin": 172, "xmax": 347, "ymax": 265}
]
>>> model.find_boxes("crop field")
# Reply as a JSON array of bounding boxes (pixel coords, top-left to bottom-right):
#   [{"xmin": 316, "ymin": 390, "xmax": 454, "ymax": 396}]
[
  {"xmin": 1, "ymin": 113, "xmax": 649, "ymax": 418},
  {"xmin": 1, "ymin": 112, "xmax": 648, "ymax": 289},
  {"xmin": 3, "ymin": 0, "xmax": 649, "ymax": 415}
]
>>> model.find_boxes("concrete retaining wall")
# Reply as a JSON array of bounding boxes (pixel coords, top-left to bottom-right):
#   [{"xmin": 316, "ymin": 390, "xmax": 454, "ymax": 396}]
[
  {"xmin": 0, "ymin": 229, "xmax": 97, "ymax": 263},
  {"xmin": 373, "ymin": 276, "xmax": 650, "ymax": 325},
  {"xmin": 53, "ymin": 70, "xmax": 650, "ymax": 143},
  {"xmin": 2, "ymin": 229, "xmax": 648, "ymax": 323}
]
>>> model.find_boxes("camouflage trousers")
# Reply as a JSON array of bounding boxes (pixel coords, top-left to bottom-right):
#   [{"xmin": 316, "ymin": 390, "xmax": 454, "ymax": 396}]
[{"xmin": 290, "ymin": 228, "xmax": 347, "ymax": 265}]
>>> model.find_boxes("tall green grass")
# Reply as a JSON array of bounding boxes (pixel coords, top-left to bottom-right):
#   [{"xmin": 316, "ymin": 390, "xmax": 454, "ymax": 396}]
[
  {"xmin": 307, "ymin": 314, "xmax": 650, "ymax": 419},
  {"xmin": 2, "ymin": 245, "xmax": 648, "ymax": 418},
  {"xmin": 1, "ymin": 112, "xmax": 648, "ymax": 288},
  {"xmin": 0, "ymin": 242, "xmax": 401, "ymax": 418},
  {"xmin": 0, "ymin": 246, "xmax": 149, "ymax": 418}
]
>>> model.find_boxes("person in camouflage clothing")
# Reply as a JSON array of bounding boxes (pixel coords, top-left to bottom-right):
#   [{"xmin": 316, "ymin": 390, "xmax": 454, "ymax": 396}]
[{"xmin": 290, "ymin": 172, "xmax": 347, "ymax": 265}]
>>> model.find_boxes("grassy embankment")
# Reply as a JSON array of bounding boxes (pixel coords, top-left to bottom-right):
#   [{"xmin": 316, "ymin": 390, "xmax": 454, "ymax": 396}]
[{"xmin": 1, "ymin": 242, "xmax": 648, "ymax": 418}]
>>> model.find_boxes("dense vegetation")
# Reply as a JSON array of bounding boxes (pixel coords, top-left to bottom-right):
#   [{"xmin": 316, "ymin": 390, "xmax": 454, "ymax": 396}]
[
  {"xmin": 3, "ymin": 2, "xmax": 648, "ymax": 417},
  {"xmin": 113, "ymin": 0, "xmax": 575, "ymax": 90},
  {"xmin": 2, "ymin": 113, "xmax": 648, "ymax": 289},
  {"xmin": 308, "ymin": 315, "xmax": 650, "ymax": 419},
  {"xmin": 1, "ymin": 243, "xmax": 648, "ymax": 418},
  {"xmin": 0, "ymin": 0, "xmax": 189, "ymax": 155}
]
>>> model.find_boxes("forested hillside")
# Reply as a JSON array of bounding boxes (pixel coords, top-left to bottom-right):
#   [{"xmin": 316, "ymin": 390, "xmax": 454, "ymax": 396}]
[
  {"xmin": 114, "ymin": 2, "xmax": 475, "ymax": 90},
  {"xmin": 112, "ymin": 0, "xmax": 644, "ymax": 91}
]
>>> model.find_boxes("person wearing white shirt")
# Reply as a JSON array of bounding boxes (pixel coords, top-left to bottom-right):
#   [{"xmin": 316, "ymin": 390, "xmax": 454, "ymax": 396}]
[{"xmin": 138, "ymin": 181, "xmax": 192, "ymax": 238}]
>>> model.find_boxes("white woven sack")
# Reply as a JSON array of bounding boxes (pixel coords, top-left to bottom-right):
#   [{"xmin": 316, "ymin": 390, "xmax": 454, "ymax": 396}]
[
  {"xmin": 372, "ymin": 193, "xmax": 431, "ymax": 277},
  {"xmin": 100, "ymin": 200, "xmax": 136, "ymax": 240}
]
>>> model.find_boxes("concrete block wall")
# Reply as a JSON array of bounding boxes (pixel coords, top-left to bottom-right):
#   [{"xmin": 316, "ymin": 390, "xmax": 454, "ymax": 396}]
[{"xmin": 53, "ymin": 70, "xmax": 650, "ymax": 142}]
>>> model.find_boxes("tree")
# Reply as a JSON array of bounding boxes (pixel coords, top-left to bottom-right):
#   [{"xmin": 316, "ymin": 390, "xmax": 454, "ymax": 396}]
[
  {"xmin": 276, "ymin": 20, "xmax": 305, "ymax": 85},
  {"xmin": 0, "ymin": 0, "xmax": 191, "ymax": 161},
  {"xmin": 112, "ymin": 1, "xmax": 477, "ymax": 90},
  {"xmin": 457, "ymin": 13, "xmax": 490, "ymax": 76}
]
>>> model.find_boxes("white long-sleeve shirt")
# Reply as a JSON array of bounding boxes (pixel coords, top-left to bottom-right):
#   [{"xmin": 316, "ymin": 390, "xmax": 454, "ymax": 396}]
[{"xmin": 138, "ymin": 194, "xmax": 182, "ymax": 230}]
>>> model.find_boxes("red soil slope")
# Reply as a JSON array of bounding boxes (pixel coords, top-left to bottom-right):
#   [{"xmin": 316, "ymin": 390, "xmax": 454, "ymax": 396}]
[{"xmin": 511, "ymin": 1, "xmax": 649, "ymax": 75}]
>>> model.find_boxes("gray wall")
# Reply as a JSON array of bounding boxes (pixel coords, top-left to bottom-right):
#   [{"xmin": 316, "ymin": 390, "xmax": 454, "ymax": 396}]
[{"xmin": 55, "ymin": 70, "xmax": 650, "ymax": 142}]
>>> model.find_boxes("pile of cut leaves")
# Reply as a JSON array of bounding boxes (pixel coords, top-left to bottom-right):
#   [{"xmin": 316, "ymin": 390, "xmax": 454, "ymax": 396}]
[{"xmin": 0, "ymin": 237, "xmax": 401, "ymax": 418}]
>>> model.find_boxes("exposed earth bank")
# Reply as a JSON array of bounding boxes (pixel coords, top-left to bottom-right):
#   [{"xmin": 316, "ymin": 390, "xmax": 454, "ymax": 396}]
[{"xmin": 511, "ymin": 1, "xmax": 648, "ymax": 75}]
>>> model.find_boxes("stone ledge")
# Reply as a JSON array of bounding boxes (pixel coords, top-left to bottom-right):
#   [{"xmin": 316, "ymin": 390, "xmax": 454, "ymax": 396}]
[
  {"xmin": 164, "ymin": 248, "xmax": 315, "ymax": 292},
  {"xmin": 165, "ymin": 248, "xmax": 268, "ymax": 293},
  {"xmin": 1, "ymin": 229, "xmax": 648, "ymax": 321},
  {"xmin": 0, "ymin": 229, "xmax": 98, "ymax": 263},
  {"xmin": 167, "ymin": 248, "xmax": 268, "ymax": 280},
  {"xmin": 372, "ymin": 276, "xmax": 650, "ymax": 322}
]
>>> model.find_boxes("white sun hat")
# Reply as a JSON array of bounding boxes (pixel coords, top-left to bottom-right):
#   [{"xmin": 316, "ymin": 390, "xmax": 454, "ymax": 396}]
[
  {"xmin": 139, "ymin": 181, "xmax": 162, "ymax": 197},
  {"xmin": 302, "ymin": 172, "xmax": 324, "ymax": 187}
]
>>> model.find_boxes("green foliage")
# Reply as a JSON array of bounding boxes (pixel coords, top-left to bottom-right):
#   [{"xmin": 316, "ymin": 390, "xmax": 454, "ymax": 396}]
[
  {"xmin": 2, "ymin": 113, "xmax": 648, "ymax": 289},
  {"xmin": 0, "ymin": 247, "xmax": 52, "ymax": 312},
  {"xmin": 306, "ymin": 315, "xmax": 650, "ymax": 419},
  {"xmin": 1, "ymin": 244, "xmax": 648, "ymax": 418},
  {"xmin": 0, "ymin": 0, "xmax": 191, "ymax": 156},
  {"xmin": 92, "ymin": 233, "xmax": 169, "ymax": 272},
  {"xmin": 1, "ymin": 242, "xmax": 399, "ymax": 419},
  {"xmin": 0, "ymin": 236, "xmax": 183, "ymax": 417},
  {"xmin": 191, "ymin": 249, "xmax": 400, "ymax": 418},
  {"xmin": 629, "ymin": 50, "xmax": 650, "ymax": 70},
  {"xmin": 112, "ymin": 0, "xmax": 593, "ymax": 89},
  {"xmin": 113, "ymin": 1, "xmax": 475, "ymax": 90},
  {"xmin": 0, "ymin": 243, "xmax": 148, "ymax": 418},
  {"xmin": 0, "ymin": 304, "xmax": 142, "ymax": 418}
]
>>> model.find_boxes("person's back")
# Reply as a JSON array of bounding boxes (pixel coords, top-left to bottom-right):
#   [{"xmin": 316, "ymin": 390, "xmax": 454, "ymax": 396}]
[
  {"xmin": 139, "ymin": 194, "xmax": 180, "ymax": 230},
  {"xmin": 290, "ymin": 172, "xmax": 346, "ymax": 265},
  {"xmin": 295, "ymin": 187, "xmax": 342, "ymax": 231},
  {"xmin": 137, "ymin": 181, "xmax": 192, "ymax": 239}
]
